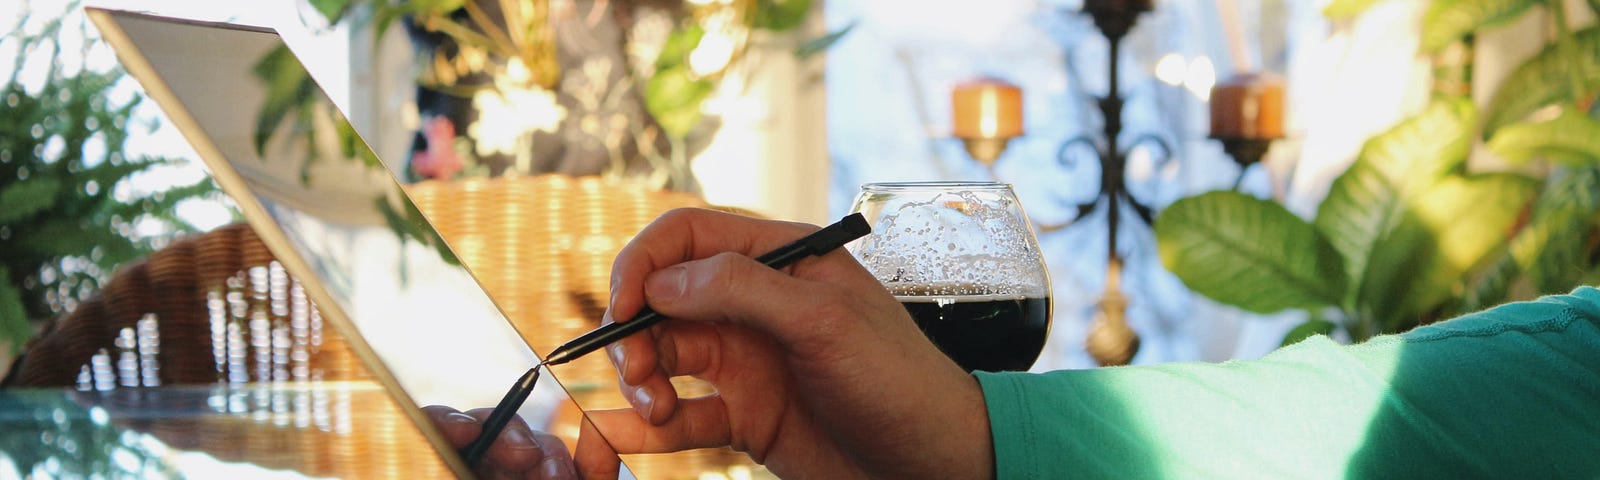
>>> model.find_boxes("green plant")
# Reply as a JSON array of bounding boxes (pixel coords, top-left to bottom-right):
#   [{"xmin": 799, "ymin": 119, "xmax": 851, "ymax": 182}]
[
  {"xmin": 0, "ymin": 7, "xmax": 220, "ymax": 349},
  {"xmin": 261, "ymin": 0, "xmax": 832, "ymax": 190},
  {"xmin": 1157, "ymin": 0, "xmax": 1600, "ymax": 343}
]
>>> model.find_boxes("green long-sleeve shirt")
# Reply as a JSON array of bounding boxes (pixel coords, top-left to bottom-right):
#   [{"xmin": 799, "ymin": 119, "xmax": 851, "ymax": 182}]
[{"xmin": 976, "ymin": 287, "xmax": 1600, "ymax": 479}]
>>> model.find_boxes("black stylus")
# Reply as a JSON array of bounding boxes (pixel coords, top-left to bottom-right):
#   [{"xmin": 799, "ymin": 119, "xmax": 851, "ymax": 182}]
[
  {"xmin": 459, "ymin": 366, "xmax": 539, "ymax": 467},
  {"xmin": 458, "ymin": 212, "xmax": 871, "ymax": 469},
  {"xmin": 540, "ymin": 212, "xmax": 871, "ymax": 367}
]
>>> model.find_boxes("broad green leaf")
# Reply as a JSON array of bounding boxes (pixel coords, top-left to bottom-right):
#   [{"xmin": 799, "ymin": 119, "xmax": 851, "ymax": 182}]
[
  {"xmin": 796, "ymin": 22, "xmax": 856, "ymax": 59},
  {"xmin": 1484, "ymin": 26, "xmax": 1600, "ymax": 137},
  {"xmin": 0, "ymin": 265, "xmax": 31, "ymax": 348},
  {"xmin": 1523, "ymin": 168, "xmax": 1600, "ymax": 293},
  {"xmin": 337, "ymin": 115, "xmax": 382, "ymax": 169},
  {"xmin": 644, "ymin": 65, "xmax": 713, "ymax": 138},
  {"xmin": 1281, "ymin": 319, "xmax": 1338, "ymax": 346},
  {"xmin": 1323, "ymin": 0, "xmax": 1388, "ymax": 19},
  {"xmin": 251, "ymin": 45, "xmax": 318, "ymax": 156},
  {"xmin": 1156, "ymin": 191, "xmax": 1347, "ymax": 314},
  {"xmin": 1314, "ymin": 97, "xmax": 1476, "ymax": 305},
  {"xmin": 1462, "ymin": 166, "xmax": 1600, "ymax": 312},
  {"xmin": 1412, "ymin": 173, "xmax": 1538, "ymax": 273},
  {"xmin": 1488, "ymin": 107, "xmax": 1600, "ymax": 165},
  {"xmin": 1421, "ymin": 0, "xmax": 1541, "ymax": 53},
  {"xmin": 0, "ymin": 178, "xmax": 61, "ymax": 224},
  {"xmin": 308, "ymin": 0, "xmax": 356, "ymax": 23},
  {"xmin": 1457, "ymin": 250, "xmax": 1523, "ymax": 314},
  {"xmin": 1356, "ymin": 173, "xmax": 1536, "ymax": 332},
  {"xmin": 753, "ymin": 0, "xmax": 813, "ymax": 31},
  {"xmin": 1591, "ymin": 0, "xmax": 1600, "ymax": 17},
  {"xmin": 1580, "ymin": 262, "xmax": 1600, "ymax": 286},
  {"xmin": 655, "ymin": 25, "xmax": 705, "ymax": 71}
]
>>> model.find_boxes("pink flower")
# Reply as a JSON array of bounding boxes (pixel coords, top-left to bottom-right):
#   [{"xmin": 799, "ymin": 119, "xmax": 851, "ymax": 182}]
[{"xmin": 412, "ymin": 116, "xmax": 465, "ymax": 180}]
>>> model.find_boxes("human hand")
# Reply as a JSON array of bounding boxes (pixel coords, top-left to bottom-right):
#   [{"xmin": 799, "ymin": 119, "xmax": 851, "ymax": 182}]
[
  {"xmin": 422, "ymin": 405, "xmax": 581, "ymax": 480},
  {"xmin": 593, "ymin": 209, "xmax": 995, "ymax": 479}
]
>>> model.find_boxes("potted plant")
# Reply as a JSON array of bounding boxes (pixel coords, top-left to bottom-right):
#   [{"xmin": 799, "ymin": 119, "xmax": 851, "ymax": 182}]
[
  {"xmin": 0, "ymin": 7, "xmax": 220, "ymax": 353},
  {"xmin": 1155, "ymin": 0, "xmax": 1600, "ymax": 344}
]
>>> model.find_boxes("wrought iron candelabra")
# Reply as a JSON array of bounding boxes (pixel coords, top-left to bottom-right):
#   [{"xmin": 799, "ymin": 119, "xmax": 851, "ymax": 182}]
[{"xmin": 1063, "ymin": 0, "xmax": 1171, "ymax": 366}]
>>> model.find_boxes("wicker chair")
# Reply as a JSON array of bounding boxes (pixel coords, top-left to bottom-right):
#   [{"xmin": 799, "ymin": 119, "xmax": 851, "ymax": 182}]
[
  {"xmin": 7, "ymin": 174, "xmax": 757, "ymax": 479},
  {"xmin": 1, "ymin": 223, "xmax": 455, "ymax": 478},
  {"xmin": 9, "ymin": 174, "xmax": 718, "ymax": 390},
  {"xmin": 6, "ymin": 222, "xmax": 366, "ymax": 388}
]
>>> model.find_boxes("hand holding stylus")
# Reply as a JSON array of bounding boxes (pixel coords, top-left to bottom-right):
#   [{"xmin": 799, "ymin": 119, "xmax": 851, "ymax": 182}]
[
  {"xmin": 588, "ymin": 209, "xmax": 992, "ymax": 480},
  {"xmin": 422, "ymin": 405, "xmax": 578, "ymax": 479},
  {"xmin": 456, "ymin": 212, "xmax": 870, "ymax": 472},
  {"xmin": 429, "ymin": 209, "xmax": 993, "ymax": 480}
]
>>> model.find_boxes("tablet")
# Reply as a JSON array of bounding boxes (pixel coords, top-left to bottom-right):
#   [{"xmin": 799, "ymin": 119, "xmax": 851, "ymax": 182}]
[{"xmin": 87, "ymin": 8, "xmax": 626, "ymax": 478}]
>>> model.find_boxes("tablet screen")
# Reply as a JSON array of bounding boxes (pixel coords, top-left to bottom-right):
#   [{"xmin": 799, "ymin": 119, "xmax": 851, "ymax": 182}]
[{"xmin": 89, "ymin": 9, "xmax": 616, "ymax": 477}]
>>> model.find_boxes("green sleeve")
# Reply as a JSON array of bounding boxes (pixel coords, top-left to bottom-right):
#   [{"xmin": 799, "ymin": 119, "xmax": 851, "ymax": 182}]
[{"xmin": 976, "ymin": 287, "xmax": 1600, "ymax": 479}]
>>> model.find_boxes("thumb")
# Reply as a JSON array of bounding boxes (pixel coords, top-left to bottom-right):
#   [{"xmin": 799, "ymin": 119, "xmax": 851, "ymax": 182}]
[{"xmin": 642, "ymin": 252, "xmax": 860, "ymax": 349}]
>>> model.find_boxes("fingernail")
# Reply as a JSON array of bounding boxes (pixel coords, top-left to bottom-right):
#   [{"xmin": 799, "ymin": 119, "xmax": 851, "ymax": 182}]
[
  {"xmin": 607, "ymin": 343, "xmax": 630, "ymax": 380},
  {"xmin": 541, "ymin": 457, "xmax": 577, "ymax": 480},
  {"xmin": 645, "ymin": 266, "xmax": 687, "ymax": 301},
  {"xmin": 504, "ymin": 428, "xmax": 538, "ymax": 450},
  {"xmin": 444, "ymin": 413, "xmax": 477, "ymax": 425},
  {"xmin": 609, "ymin": 274, "xmax": 620, "ymax": 306},
  {"xmin": 631, "ymin": 387, "xmax": 655, "ymax": 419}
]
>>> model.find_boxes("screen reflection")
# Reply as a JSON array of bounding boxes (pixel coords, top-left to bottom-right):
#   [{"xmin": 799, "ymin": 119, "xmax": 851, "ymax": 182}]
[{"xmin": 89, "ymin": 10, "xmax": 609, "ymax": 478}]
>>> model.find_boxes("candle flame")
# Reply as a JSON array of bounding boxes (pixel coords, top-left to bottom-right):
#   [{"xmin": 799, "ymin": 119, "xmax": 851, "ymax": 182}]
[{"xmin": 979, "ymin": 91, "xmax": 1000, "ymax": 138}]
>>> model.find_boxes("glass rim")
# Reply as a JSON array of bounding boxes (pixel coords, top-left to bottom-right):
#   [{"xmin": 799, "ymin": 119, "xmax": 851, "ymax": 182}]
[{"xmin": 860, "ymin": 181, "xmax": 1012, "ymax": 191}]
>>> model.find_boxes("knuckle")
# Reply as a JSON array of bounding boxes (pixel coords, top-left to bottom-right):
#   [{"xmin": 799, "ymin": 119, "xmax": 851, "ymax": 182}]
[
  {"xmin": 657, "ymin": 207, "xmax": 706, "ymax": 225},
  {"xmin": 690, "ymin": 253, "xmax": 745, "ymax": 294},
  {"xmin": 654, "ymin": 331, "xmax": 680, "ymax": 374}
]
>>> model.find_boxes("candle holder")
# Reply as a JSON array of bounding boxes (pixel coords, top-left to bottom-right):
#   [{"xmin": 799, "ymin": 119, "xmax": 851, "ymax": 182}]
[
  {"xmin": 1048, "ymin": 0, "xmax": 1171, "ymax": 366},
  {"xmin": 952, "ymin": 79, "xmax": 1025, "ymax": 167},
  {"xmin": 1208, "ymin": 72, "xmax": 1285, "ymax": 188},
  {"xmin": 1213, "ymin": 136, "xmax": 1278, "ymax": 188},
  {"xmin": 960, "ymin": 137, "xmax": 1015, "ymax": 166}
]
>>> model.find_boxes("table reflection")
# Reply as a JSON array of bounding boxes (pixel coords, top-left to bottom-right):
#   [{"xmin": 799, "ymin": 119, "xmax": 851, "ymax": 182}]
[{"xmin": 0, "ymin": 382, "xmax": 449, "ymax": 478}]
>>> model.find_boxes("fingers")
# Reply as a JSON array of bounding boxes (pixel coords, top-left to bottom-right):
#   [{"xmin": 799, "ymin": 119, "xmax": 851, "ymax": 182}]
[
  {"xmin": 641, "ymin": 252, "xmax": 861, "ymax": 349},
  {"xmin": 608, "ymin": 320, "xmax": 757, "ymax": 427},
  {"xmin": 607, "ymin": 209, "xmax": 820, "ymax": 322},
  {"xmin": 422, "ymin": 404, "xmax": 484, "ymax": 447},
  {"xmin": 614, "ymin": 365, "xmax": 679, "ymax": 425},
  {"xmin": 584, "ymin": 396, "xmax": 734, "ymax": 455},
  {"xmin": 602, "ymin": 209, "xmax": 883, "ymax": 407},
  {"xmin": 423, "ymin": 406, "xmax": 577, "ymax": 480},
  {"xmin": 575, "ymin": 416, "xmax": 621, "ymax": 480},
  {"xmin": 603, "ymin": 312, "xmax": 659, "ymax": 389}
]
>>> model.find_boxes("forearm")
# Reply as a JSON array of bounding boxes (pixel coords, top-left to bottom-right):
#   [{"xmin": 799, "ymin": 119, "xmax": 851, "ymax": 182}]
[
  {"xmin": 978, "ymin": 287, "xmax": 1600, "ymax": 478},
  {"xmin": 978, "ymin": 336, "xmax": 1388, "ymax": 478}
]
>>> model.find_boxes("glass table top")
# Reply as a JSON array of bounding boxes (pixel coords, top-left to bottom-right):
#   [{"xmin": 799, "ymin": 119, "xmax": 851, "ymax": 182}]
[{"xmin": 0, "ymin": 381, "xmax": 455, "ymax": 479}]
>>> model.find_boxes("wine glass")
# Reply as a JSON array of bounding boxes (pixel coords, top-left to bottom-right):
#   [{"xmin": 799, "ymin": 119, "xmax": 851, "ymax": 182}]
[{"xmin": 847, "ymin": 182, "xmax": 1052, "ymax": 372}]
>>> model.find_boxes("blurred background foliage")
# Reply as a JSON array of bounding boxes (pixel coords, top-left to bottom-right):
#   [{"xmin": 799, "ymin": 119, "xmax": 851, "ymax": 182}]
[
  {"xmin": 1157, "ymin": 0, "xmax": 1600, "ymax": 344},
  {"xmin": 0, "ymin": 5, "xmax": 223, "ymax": 351},
  {"xmin": 259, "ymin": 0, "xmax": 830, "ymax": 191}
]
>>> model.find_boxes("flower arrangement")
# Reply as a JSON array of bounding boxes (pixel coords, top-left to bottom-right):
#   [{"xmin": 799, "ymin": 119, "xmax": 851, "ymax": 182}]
[{"xmin": 274, "ymin": 0, "xmax": 825, "ymax": 190}]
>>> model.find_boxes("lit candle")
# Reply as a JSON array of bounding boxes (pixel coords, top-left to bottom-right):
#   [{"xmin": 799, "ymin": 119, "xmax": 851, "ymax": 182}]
[
  {"xmin": 952, "ymin": 79, "xmax": 1023, "ymax": 139},
  {"xmin": 1209, "ymin": 72, "xmax": 1285, "ymax": 139}
]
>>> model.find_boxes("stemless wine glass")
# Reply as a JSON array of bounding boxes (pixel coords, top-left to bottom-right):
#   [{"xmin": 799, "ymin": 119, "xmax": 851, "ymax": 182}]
[{"xmin": 847, "ymin": 182, "xmax": 1052, "ymax": 372}]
